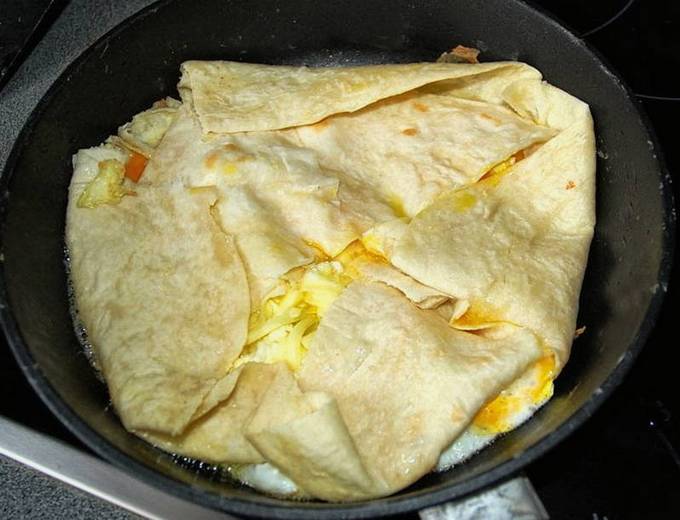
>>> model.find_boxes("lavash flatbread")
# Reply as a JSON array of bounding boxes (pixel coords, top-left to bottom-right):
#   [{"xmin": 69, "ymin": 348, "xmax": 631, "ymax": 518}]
[
  {"xmin": 66, "ymin": 56, "xmax": 595, "ymax": 502},
  {"xmin": 377, "ymin": 80, "xmax": 595, "ymax": 368},
  {"xmin": 292, "ymin": 92, "xmax": 556, "ymax": 217},
  {"xmin": 291, "ymin": 281, "xmax": 541, "ymax": 500},
  {"xmin": 67, "ymin": 148, "xmax": 250, "ymax": 435},
  {"xmin": 178, "ymin": 60, "xmax": 541, "ymax": 133}
]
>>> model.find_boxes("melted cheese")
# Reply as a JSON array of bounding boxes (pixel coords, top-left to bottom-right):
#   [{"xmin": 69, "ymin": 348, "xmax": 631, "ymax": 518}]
[{"xmin": 236, "ymin": 243, "xmax": 384, "ymax": 371}]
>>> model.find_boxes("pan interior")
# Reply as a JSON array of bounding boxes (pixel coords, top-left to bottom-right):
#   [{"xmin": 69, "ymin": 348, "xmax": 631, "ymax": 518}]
[{"xmin": 0, "ymin": 0, "xmax": 671, "ymax": 517}]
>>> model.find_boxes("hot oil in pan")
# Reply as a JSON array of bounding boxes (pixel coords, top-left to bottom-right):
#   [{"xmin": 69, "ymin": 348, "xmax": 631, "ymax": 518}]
[
  {"xmin": 64, "ymin": 245, "xmax": 310, "ymax": 499},
  {"xmin": 64, "ymin": 245, "xmax": 103, "ymax": 378}
]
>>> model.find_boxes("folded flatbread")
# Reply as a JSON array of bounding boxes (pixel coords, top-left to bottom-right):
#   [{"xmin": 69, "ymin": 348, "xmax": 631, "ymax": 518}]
[
  {"xmin": 66, "ymin": 55, "xmax": 595, "ymax": 501},
  {"xmin": 67, "ymin": 148, "xmax": 250, "ymax": 434}
]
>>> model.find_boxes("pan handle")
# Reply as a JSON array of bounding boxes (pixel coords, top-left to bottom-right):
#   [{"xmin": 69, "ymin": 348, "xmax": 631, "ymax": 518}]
[
  {"xmin": 0, "ymin": 415, "xmax": 548, "ymax": 518},
  {"xmin": 418, "ymin": 476, "xmax": 549, "ymax": 520}
]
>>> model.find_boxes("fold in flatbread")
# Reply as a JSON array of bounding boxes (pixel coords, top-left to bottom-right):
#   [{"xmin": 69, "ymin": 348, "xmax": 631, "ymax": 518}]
[
  {"xmin": 66, "ymin": 55, "xmax": 595, "ymax": 501},
  {"xmin": 67, "ymin": 150, "xmax": 250, "ymax": 435},
  {"xmin": 290, "ymin": 281, "xmax": 541, "ymax": 500},
  {"xmin": 178, "ymin": 60, "xmax": 539, "ymax": 133}
]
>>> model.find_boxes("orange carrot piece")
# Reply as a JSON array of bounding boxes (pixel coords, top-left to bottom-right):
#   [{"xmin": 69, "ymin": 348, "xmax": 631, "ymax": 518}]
[{"xmin": 125, "ymin": 151, "xmax": 148, "ymax": 183}]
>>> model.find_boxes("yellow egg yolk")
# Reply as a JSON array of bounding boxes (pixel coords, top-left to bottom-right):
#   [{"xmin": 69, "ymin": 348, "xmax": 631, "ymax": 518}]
[
  {"xmin": 360, "ymin": 231, "xmax": 388, "ymax": 257},
  {"xmin": 450, "ymin": 191, "xmax": 477, "ymax": 213},
  {"xmin": 451, "ymin": 301, "xmax": 508, "ymax": 330},
  {"xmin": 478, "ymin": 149, "xmax": 527, "ymax": 187},
  {"xmin": 472, "ymin": 352, "xmax": 556, "ymax": 434},
  {"xmin": 386, "ymin": 194, "xmax": 408, "ymax": 218}
]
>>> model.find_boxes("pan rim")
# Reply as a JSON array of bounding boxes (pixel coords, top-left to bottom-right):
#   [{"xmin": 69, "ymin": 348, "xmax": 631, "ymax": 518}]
[{"xmin": 0, "ymin": 0, "xmax": 675, "ymax": 517}]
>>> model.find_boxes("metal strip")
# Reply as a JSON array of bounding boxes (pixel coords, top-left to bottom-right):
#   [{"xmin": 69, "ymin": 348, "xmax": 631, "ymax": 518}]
[
  {"xmin": 0, "ymin": 416, "xmax": 236, "ymax": 520},
  {"xmin": 419, "ymin": 476, "xmax": 549, "ymax": 520}
]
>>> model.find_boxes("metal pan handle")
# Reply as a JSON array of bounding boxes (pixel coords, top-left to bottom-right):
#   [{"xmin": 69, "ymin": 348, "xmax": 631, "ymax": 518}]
[{"xmin": 419, "ymin": 476, "xmax": 549, "ymax": 520}]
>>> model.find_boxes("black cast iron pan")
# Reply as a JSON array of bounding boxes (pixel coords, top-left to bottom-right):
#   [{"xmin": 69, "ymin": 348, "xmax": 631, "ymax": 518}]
[{"xmin": 0, "ymin": 0, "xmax": 675, "ymax": 517}]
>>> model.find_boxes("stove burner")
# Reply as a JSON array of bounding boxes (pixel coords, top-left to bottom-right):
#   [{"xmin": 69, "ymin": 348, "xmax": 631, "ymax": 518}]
[
  {"xmin": 636, "ymin": 94, "xmax": 680, "ymax": 101},
  {"xmin": 579, "ymin": 0, "xmax": 637, "ymax": 38},
  {"xmin": 534, "ymin": 0, "xmax": 635, "ymax": 35}
]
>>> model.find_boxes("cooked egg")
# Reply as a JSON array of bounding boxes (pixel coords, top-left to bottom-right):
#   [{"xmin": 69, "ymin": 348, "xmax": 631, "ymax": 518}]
[
  {"xmin": 360, "ymin": 231, "xmax": 387, "ymax": 257},
  {"xmin": 359, "ymin": 218, "xmax": 408, "ymax": 258},
  {"xmin": 236, "ymin": 259, "xmax": 354, "ymax": 372},
  {"xmin": 231, "ymin": 463, "xmax": 301, "ymax": 498},
  {"xmin": 117, "ymin": 97, "xmax": 181, "ymax": 155},
  {"xmin": 450, "ymin": 191, "xmax": 477, "ymax": 213},
  {"xmin": 451, "ymin": 299, "xmax": 556, "ymax": 435},
  {"xmin": 231, "ymin": 351, "xmax": 557, "ymax": 492},
  {"xmin": 77, "ymin": 159, "xmax": 128, "ymax": 208},
  {"xmin": 437, "ymin": 351, "xmax": 556, "ymax": 471},
  {"xmin": 478, "ymin": 149, "xmax": 526, "ymax": 187},
  {"xmin": 472, "ymin": 352, "xmax": 555, "ymax": 434},
  {"xmin": 234, "ymin": 241, "xmax": 389, "ymax": 372}
]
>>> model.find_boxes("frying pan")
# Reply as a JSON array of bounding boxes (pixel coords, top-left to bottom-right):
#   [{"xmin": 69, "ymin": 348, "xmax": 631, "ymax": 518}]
[{"xmin": 0, "ymin": 0, "xmax": 675, "ymax": 517}]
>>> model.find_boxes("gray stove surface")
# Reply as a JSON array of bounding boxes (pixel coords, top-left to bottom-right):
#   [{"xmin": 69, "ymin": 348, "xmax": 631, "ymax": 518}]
[
  {"xmin": 0, "ymin": 0, "xmax": 155, "ymax": 175},
  {"xmin": 0, "ymin": 453, "xmax": 137, "ymax": 519}
]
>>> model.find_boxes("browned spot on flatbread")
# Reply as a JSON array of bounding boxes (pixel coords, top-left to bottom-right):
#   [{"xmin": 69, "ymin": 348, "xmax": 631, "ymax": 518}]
[
  {"xmin": 480, "ymin": 113, "xmax": 501, "ymax": 125},
  {"xmin": 565, "ymin": 180, "xmax": 576, "ymax": 190},
  {"xmin": 311, "ymin": 119, "xmax": 330, "ymax": 132},
  {"xmin": 450, "ymin": 405, "xmax": 465, "ymax": 424},
  {"xmin": 107, "ymin": 303, "xmax": 126, "ymax": 320},
  {"xmin": 204, "ymin": 150, "xmax": 220, "ymax": 169},
  {"xmin": 413, "ymin": 102, "xmax": 429, "ymax": 113},
  {"xmin": 220, "ymin": 143, "xmax": 253, "ymax": 163},
  {"xmin": 401, "ymin": 128, "xmax": 418, "ymax": 136}
]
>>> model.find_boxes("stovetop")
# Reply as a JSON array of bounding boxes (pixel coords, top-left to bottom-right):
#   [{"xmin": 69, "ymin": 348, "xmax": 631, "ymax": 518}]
[{"xmin": 1, "ymin": 1, "xmax": 679, "ymax": 518}]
